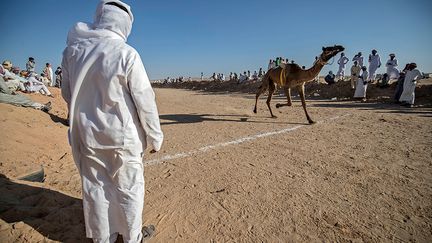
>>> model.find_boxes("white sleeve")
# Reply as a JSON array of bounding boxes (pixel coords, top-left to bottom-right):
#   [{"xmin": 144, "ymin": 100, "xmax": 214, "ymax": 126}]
[{"xmin": 128, "ymin": 52, "xmax": 164, "ymax": 151}]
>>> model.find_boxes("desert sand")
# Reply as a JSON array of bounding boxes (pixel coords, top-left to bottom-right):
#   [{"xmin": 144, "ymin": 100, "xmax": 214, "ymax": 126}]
[{"xmin": 0, "ymin": 79, "xmax": 431, "ymax": 242}]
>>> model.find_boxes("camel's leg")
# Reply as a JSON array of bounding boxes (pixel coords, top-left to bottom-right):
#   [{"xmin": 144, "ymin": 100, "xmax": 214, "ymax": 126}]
[
  {"xmin": 276, "ymin": 87, "xmax": 292, "ymax": 108},
  {"xmin": 266, "ymin": 82, "xmax": 277, "ymax": 118},
  {"xmin": 253, "ymin": 78, "xmax": 269, "ymax": 113},
  {"xmin": 297, "ymin": 84, "xmax": 315, "ymax": 124}
]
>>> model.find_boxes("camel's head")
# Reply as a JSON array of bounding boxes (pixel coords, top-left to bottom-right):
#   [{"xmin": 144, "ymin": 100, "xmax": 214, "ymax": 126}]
[{"xmin": 320, "ymin": 45, "xmax": 345, "ymax": 62}]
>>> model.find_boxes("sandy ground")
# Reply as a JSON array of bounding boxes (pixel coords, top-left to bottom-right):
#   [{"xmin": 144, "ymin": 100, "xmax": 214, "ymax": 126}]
[{"xmin": 0, "ymin": 80, "xmax": 431, "ymax": 242}]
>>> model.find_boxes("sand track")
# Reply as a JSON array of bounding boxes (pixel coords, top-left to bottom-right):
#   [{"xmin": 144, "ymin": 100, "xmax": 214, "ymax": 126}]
[{"xmin": 0, "ymin": 81, "xmax": 431, "ymax": 242}]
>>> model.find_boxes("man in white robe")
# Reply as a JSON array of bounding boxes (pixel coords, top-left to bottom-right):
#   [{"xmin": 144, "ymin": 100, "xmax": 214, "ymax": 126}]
[
  {"xmin": 385, "ymin": 53, "xmax": 399, "ymax": 80},
  {"xmin": 43, "ymin": 63, "xmax": 54, "ymax": 87},
  {"xmin": 352, "ymin": 52, "xmax": 364, "ymax": 67},
  {"xmin": 336, "ymin": 52, "xmax": 349, "ymax": 81},
  {"xmin": 368, "ymin": 49, "xmax": 381, "ymax": 82},
  {"xmin": 399, "ymin": 63, "xmax": 422, "ymax": 107},
  {"xmin": 354, "ymin": 66, "xmax": 369, "ymax": 101},
  {"xmin": 27, "ymin": 75, "xmax": 53, "ymax": 97},
  {"xmin": 61, "ymin": 1, "xmax": 163, "ymax": 242}
]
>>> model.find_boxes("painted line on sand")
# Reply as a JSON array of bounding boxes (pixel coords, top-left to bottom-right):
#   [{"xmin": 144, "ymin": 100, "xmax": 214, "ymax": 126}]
[{"xmin": 144, "ymin": 114, "xmax": 350, "ymax": 166}]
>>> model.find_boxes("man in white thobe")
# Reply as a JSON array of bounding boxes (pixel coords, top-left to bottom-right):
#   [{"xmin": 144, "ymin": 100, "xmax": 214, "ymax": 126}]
[
  {"xmin": 354, "ymin": 66, "xmax": 369, "ymax": 101},
  {"xmin": 399, "ymin": 63, "xmax": 422, "ymax": 107},
  {"xmin": 385, "ymin": 53, "xmax": 399, "ymax": 80},
  {"xmin": 336, "ymin": 52, "xmax": 349, "ymax": 81},
  {"xmin": 352, "ymin": 52, "xmax": 364, "ymax": 67},
  {"xmin": 27, "ymin": 74, "xmax": 53, "ymax": 97},
  {"xmin": 43, "ymin": 63, "xmax": 54, "ymax": 87},
  {"xmin": 61, "ymin": 1, "xmax": 163, "ymax": 242},
  {"xmin": 368, "ymin": 49, "xmax": 381, "ymax": 82}
]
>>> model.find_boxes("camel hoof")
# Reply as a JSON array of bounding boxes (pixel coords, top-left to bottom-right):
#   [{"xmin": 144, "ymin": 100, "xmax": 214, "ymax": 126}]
[
  {"xmin": 271, "ymin": 115, "xmax": 278, "ymax": 119},
  {"xmin": 287, "ymin": 103, "xmax": 292, "ymax": 107},
  {"xmin": 253, "ymin": 109, "xmax": 257, "ymax": 114},
  {"xmin": 308, "ymin": 120, "xmax": 316, "ymax": 125},
  {"xmin": 275, "ymin": 104, "xmax": 281, "ymax": 108}
]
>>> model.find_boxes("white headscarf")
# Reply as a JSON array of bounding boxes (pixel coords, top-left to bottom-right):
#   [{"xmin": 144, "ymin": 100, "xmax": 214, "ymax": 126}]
[{"xmin": 67, "ymin": 0, "xmax": 134, "ymax": 45}]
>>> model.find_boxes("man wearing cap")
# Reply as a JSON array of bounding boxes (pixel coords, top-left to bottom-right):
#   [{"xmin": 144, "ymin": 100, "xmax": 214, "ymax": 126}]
[
  {"xmin": 1, "ymin": 60, "xmax": 26, "ymax": 92},
  {"xmin": 385, "ymin": 53, "xmax": 399, "ymax": 80},
  {"xmin": 62, "ymin": 1, "xmax": 163, "ymax": 242}
]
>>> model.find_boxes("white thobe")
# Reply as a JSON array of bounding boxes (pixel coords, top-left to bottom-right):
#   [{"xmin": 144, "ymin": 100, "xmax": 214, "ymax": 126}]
[
  {"xmin": 2, "ymin": 70, "xmax": 26, "ymax": 91},
  {"xmin": 61, "ymin": 1, "xmax": 163, "ymax": 241},
  {"xmin": 354, "ymin": 70, "xmax": 369, "ymax": 98},
  {"xmin": 48, "ymin": 67, "xmax": 54, "ymax": 86},
  {"xmin": 399, "ymin": 69, "xmax": 422, "ymax": 105},
  {"xmin": 386, "ymin": 59, "xmax": 399, "ymax": 80},
  {"xmin": 352, "ymin": 55, "xmax": 364, "ymax": 67},
  {"xmin": 337, "ymin": 56, "xmax": 349, "ymax": 77},
  {"xmin": 368, "ymin": 54, "xmax": 381, "ymax": 80},
  {"xmin": 27, "ymin": 77, "xmax": 52, "ymax": 95}
]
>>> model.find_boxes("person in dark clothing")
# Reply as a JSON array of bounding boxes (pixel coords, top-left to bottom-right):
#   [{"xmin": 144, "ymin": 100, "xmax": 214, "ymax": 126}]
[
  {"xmin": 324, "ymin": 71, "xmax": 336, "ymax": 85},
  {"xmin": 394, "ymin": 63, "xmax": 411, "ymax": 103}
]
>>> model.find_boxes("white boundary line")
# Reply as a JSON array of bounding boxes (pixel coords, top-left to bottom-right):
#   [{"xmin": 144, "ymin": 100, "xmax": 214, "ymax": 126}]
[{"xmin": 144, "ymin": 114, "xmax": 350, "ymax": 166}]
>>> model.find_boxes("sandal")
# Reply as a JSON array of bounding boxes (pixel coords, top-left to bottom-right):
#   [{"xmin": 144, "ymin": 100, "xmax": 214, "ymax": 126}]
[{"xmin": 141, "ymin": 225, "xmax": 155, "ymax": 242}]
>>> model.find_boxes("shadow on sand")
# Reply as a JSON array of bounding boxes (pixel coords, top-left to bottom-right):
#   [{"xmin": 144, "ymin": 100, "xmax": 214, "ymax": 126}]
[
  {"xmin": 159, "ymin": 113, "xmax": 307, "ymax": 125},
  {"xmin": 48, "ymin": 112, "xmax": 69, "ymax": 126},
  {"xmin": 311, "ymin": 102, "xmax": 432, "ymax": 118},
  {"xmin": 0, "ymin": 174, "xmax": 89, "ymax": 242}
]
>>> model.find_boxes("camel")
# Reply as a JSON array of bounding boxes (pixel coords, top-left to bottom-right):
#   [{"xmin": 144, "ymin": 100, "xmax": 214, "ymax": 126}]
[{"xmin": 253, "ymin": 45, "xmax": 345, "ymax": 124}]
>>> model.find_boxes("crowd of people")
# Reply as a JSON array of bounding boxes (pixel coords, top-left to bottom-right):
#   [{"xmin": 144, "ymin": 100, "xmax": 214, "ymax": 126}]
[
  {"xmin": 0, "ymin": 57, "xmax": 62, "ymax": 111},
  {"xmin": 322, "ymin": 49, "xmax": 423, "ymax": 107}
]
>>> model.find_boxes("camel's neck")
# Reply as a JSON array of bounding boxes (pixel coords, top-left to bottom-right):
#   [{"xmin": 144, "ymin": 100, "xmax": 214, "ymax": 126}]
[
  {"xmin": 294, "ymin": 60, "xmax": 325, "ymax": 85},
  {"xmin": 306, "ymin": 61, "xmax": 325, "ymax": 78}
]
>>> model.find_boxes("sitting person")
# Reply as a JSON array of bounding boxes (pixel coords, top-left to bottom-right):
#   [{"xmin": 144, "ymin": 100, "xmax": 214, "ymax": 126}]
[
  {"xmin": 354, "ymin": 66, "xmax": 369, "ymax": 101},
  {"xmin": 324, "ymin": 71, "xmax": 335, "ymax": 85},
  {"xmin": 1, "ymin": 61, "xmax": 27, "ymax": 92},
  {"xmin": 0, "ymin": 76, "xmax": 51, "ymax": 112},
  {"xmin": 26, "ymin": 73, "xmax": 54, "ymax": 97},
  {"xmin": 377, "ymin": 73, "xmax": 390, "ymax": 88}
]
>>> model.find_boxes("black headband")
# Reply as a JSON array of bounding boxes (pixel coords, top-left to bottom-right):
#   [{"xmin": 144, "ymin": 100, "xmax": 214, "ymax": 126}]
[{"xmin": 106, "ymin": 2, "xmax": 129, "ymax": 15}]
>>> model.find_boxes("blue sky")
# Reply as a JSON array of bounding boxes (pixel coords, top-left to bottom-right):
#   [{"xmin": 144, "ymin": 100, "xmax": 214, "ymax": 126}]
[{"xmin": 1, "ymin": 0, "xmax": 431, "ymax": 80}]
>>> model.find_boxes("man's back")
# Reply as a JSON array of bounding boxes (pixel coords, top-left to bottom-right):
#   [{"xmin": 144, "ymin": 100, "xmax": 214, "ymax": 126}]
[
  {"xmin": 61, "ymin": 2, "xmax": 162, "ymax": 241},
  {"xmin": 63, "ymin": 34, "xmax": 146, "ymax": 150}
]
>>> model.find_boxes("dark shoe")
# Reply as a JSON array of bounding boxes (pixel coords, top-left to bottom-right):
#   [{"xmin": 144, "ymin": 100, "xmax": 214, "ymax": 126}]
[
  {"xmin": 142, "ymin": 225, "xmax": 155, "ymax": 242},
  {"xmin": 41, "ymin": 101, "xmax": 52, "ymax": 112}
]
